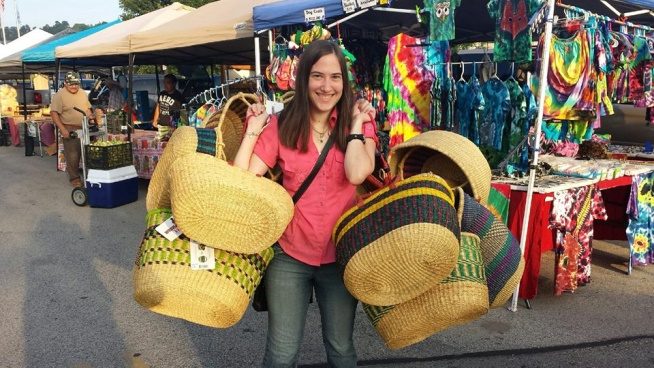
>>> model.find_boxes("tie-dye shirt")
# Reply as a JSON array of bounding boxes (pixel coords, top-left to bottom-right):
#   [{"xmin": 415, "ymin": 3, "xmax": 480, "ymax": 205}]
[
  {"xmin": 487, "ymin": 0, "xmax": 543, "ymax": 62},
  {"xmin": 424, "ymin": 0, "xmax": 461, "ymax": 41},
  {"xmin": 480, "ymin": 78, "xmax": 511, "ymax": 150},
  {"xmin": 627, "ymin": 172, "xmax": 654, "ymax": 266}
]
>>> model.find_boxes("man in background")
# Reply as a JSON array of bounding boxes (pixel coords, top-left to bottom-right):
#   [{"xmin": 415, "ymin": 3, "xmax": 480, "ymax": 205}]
[
  {"xmin": 50, "ymin": 72, "xmax": 95, "ymax": 187},
  {"xmin": 152, "ymin": 73, "xmax": 182, "ymax": 140}
]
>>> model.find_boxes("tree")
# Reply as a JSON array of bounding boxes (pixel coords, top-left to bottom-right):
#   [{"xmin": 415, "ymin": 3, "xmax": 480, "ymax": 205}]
[
  {"xmin": 42, "ymin": 21, "xmax": 70, "ymax": 35},
  {"xmin": 119, "ymin": 0, "xmax": 216, "ymax": 19}
]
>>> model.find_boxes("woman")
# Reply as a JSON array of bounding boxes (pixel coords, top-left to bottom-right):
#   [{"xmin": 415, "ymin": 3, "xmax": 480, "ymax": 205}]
[{"xmin": 234, "ymin": 40, "xmax": 377, "ymax": 367}]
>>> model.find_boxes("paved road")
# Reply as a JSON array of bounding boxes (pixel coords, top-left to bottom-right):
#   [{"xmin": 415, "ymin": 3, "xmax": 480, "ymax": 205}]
[{"xmin": 1, "ymin": 146, "xmax": 653, "ymax": 368}]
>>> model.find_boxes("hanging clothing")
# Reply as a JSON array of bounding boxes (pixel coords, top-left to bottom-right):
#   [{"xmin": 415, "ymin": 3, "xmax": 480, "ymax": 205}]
[
  {"xmin": 505, "ymin": 78, "xmax": 527, "ymax": 154},
  {"xmin": 424, "ymin": 0, "xmax": 461, "ymax": 41},
  {"xmin": 383, "ymin": 34, "xmax": 435, "ymax": 147},
  {"xmin": 456, "ymin": 75, "xmax": 485, "ymax": 145},
  {"xmin": 534, "ymin": 28, "xmax": 596, "ymax": 121},
  {"xmin": 480, "ymin": 78, "xmax": 511, "ymax": 150},
  {"xmin": 487, "ymin": 0, "xmax": 543, "ymax": 62},
  {"xmin": 430, "ymin": 78, "xmax": 442, "ymax": 129},
  {"xmin": 550, "ymin": 185, "xmax": 607, "ymax": 294},
  {"xmin": 627, "ymin": 172, "xmax": 654, "ymax": 266},
  {"xmin": 520, "ymin": 82, "xmax": 537, "ymax": 168}
]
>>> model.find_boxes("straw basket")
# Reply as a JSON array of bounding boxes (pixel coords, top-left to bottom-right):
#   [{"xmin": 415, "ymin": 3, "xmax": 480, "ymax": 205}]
[
  {"xmin": 333, "ymin": 173, "xmax": 460, "ymax": 306},
  {"xmin": 169, "ymin": 153, "xmax": 293, "ymax": 254},
  {"xmin": 133, "ymin": 208, "xmax": 274, "ymax": 328},
  {"xmin": 203, "ymin": 93, "xmax": 258, "ymax": 162},
  {"xmin": 390, "ymin": 131, "xmax": 492, "ymax": 203},
  {"xmin": 455, "ymin": 188, "xmax": 525, "ymax": 308},
  {"xmin": 146, "ymin": 126, "xmax": 207, "ymax": 210},
  {"xmin": 363, "ymin": 232, "xmax": 489, "ymax": 350}
]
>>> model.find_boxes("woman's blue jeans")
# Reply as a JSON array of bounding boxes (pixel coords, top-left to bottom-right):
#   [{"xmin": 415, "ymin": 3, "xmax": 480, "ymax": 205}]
[{"xmin": 262, "ymin": 246, "xmax": 358, "ymax": 368}]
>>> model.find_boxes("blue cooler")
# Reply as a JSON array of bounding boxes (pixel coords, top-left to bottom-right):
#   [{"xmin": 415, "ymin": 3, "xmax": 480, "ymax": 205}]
[{"xmin": 87, "ymin": 165, "xmax": 139, "ymax": 208}]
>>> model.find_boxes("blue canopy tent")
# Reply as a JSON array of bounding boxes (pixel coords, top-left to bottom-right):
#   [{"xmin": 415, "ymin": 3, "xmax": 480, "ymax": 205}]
[
  {"xmin": 22, "ymin": 20, "xmax": 121, "ymax": 65},
  {"xmin": 251, "ymin": 0, "xmax": 654, "ymax": 313}
]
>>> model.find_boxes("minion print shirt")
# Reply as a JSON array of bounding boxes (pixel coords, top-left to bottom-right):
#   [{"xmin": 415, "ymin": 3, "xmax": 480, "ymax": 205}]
[{"xmin": 425, "ymin": 0, "xmax": 461, "ymax": 41}]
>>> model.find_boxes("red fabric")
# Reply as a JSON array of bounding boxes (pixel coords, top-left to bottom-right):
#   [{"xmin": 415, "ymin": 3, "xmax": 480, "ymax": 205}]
[
  {"xmin": 508, "ymin": 191, "xmax": 555, "ymax": 300},
  {"xmin": 594, "ymin": 179, "xmax": 631, "ymax": 241},
  {"xmin": 491, "ymin": 183, "xmax": 512, "ymax": 198},
  {"xmin": 7, "ymin": 118, "xmax": 20, "ymax": 146},
  {"xmin": 253, "ymin": 112, "xmax": 378, "ymax": 266}
]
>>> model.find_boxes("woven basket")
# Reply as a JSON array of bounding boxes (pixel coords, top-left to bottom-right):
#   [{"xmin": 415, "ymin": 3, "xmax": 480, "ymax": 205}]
[
  {"xmin": 455, "ymin": 187, "xmax": 525, "ymax": 308},
  {"xmin": 390, "ymin": 131, "xmax": 492, "ymax": 203},
  {"xmin": 363, "ymin": 232, "xmax": 489, "ymax": 350},
  {"xmin": 333, "ymin": 173, "xmax": 460, "ymax": 306},
  {"xmin": 203, "ymin": 93, "xmax": 257, "ymax": 162},
  {"xmin": 169, "ymin": 153, "xmax": 293, "ymax": 254},
  {"xmin": 133, "ymin": 208, "xmax": 274, "ymax": 328}
]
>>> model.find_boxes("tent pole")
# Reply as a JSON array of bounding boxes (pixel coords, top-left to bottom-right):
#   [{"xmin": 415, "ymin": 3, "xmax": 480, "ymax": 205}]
[
  {"xmin": 268, "ymin": 30, "xmax": 273, "ymax": 63},
  {"xmin": 327, "ymin": 9, "xmax": 369, "ymax": 29},
  {"xmin": 54, "ymin": 58, "xmax": 61, "ymax": 92},
  {"xmin": 509, "ymin": 0, "xmax": 556, "ymax": 313},
  {"xmin": 154, "ymin": 64, "xmax": 161, "ymax": 95},
  {"xmin": 254, "ymin": 36, "xmax": 262, "ymax": 91},
  {"xmin": 127, "ymin": 53, "xmax": 134, "ymax": 141},
  {"xmin": 21, "ymin": 62, "xmax": 29, "ymax": 156}
]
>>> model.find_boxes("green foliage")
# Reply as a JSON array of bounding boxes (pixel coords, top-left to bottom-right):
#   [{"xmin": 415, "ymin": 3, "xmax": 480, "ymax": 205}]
[
  {"xmin": 2, "ymin": 25, "xmax": 33, "ymax": 43},
  {"xmin": 119, "ymin": 0, "xmax": 216, "ymax": 19}
]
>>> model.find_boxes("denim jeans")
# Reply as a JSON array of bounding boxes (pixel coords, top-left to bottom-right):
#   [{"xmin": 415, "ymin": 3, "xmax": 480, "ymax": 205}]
[{"xmin": 262, "ymin": 246, "xmax": 358, "ymax": 368}]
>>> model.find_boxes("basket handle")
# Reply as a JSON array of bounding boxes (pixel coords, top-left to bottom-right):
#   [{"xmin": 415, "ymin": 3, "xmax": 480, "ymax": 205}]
[{"xmin": 214, "ymin": 92, "xmax": 259, "ymax": 161}]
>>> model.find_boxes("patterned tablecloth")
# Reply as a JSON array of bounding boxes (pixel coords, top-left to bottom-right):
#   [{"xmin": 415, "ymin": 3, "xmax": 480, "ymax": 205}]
[{"xmin": 131, "ymin": 130, "xmax": 166, "ymax": 179}]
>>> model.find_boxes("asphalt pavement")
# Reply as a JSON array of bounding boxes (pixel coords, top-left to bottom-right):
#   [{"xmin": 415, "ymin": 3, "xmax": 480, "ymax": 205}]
[{"xmin": 1, "ymin": 146, "xmax": 653, "ymax": 368}]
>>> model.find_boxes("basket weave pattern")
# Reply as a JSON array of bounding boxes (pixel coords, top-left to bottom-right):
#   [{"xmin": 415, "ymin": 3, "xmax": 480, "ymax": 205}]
[
  {"xmin": 363, "ymin": 232, "xmax": 489, "ymax": 350},
  {"xmin": 458, "ymin": 189, "xmax": 525, "ymax": 308},
  {"xmin": 333, "ymin": 173, "xmax": 461, "ymax": 306},
  {"xmin": 133, "ymin": 209, "xmax": 274, "ymax": 328}
]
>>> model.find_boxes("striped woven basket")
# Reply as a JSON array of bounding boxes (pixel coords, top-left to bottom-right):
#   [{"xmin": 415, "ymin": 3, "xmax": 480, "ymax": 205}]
[
  {"xmin": 363, "ymin": 232, "xmax": 489, "ymax": 350},
  {"xmin": 333, "ymin": 173, "xmax": 461, "ymax": 306},
  {"xmin": 203, "ymin": 93, "xmax": 258, "ymax": 162},
  {"xmin": 455, "ymin": 187, "xmax": 525, "ymax": 308},
  {"xmin": 133, "ymin": 208, "xmax": 274, "ymax": 328},
  {"xmin": 390, "ymin": 131, "xmax": 492, "ymax": 204}
]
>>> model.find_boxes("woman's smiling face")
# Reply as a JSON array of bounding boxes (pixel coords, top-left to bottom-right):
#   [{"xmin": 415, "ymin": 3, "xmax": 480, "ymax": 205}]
[{"xmin": 307, "ymin": 53, "xmax": 344, "ymax": 115}]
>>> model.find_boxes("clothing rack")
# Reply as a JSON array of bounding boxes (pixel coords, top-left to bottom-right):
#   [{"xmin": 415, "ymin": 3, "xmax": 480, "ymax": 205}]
[
  {"xmin": 186, "ymin": 76, "xmax": 262, "ymax": 107},
  {"xmin": 556, "ymin": 2, "xmax": 654, "ymax": 33}
]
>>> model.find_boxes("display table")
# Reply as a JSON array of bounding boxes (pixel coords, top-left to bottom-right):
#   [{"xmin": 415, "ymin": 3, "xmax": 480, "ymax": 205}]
[{"xmin": 493, "ymin": 159, "xmax": 654, "ymax": 300}]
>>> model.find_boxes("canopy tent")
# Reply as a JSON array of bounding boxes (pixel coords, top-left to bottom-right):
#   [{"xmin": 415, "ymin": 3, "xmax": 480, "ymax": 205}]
[
  {"xmin": 0, "ymin": 29, "xmax": 53, "ymax": 60},
  {"xmin": 55, "ymin": 2, "xmax": 194, "ymax": 66},
  {"xmin": 253, "ymin": 0, "xmax": 346, "ymax": 31},
  {"xmin": 23, "ymin": 20, "xmax": 121, "ymax": 64},
  {"xmin": 128, "ymin": 0, "xmax": 277, "ymax": 65}
]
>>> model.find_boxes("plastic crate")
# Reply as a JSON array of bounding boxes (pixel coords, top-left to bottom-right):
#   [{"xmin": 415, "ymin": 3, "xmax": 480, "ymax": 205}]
[{"xmin": 85, "ymin": 142, "xmax": 133, "ymax": 170}]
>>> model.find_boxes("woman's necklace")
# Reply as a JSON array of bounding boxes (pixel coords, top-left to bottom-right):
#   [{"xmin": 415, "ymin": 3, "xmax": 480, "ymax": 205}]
[{"xmin": 311, "ymin": 124, "xmax": 329, "ymax": 143}]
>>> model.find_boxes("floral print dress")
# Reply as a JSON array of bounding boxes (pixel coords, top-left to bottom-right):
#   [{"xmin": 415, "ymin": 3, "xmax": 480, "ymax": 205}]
[
  {"xmin": 627, "ymin": 172, "xmax": 654, "ymax": 266},
  {"xmin": 550, "ymin": 185, "xmax": 607, "ymax": 295}
]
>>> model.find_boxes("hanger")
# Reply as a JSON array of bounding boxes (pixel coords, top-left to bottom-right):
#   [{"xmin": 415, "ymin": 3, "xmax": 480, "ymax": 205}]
[
  {"xmin": 491, "ymin": 62, "xmax": 500, "ymax": 80},
  {"xmin": 506, "ymin": 62, "xmax": 517, "ymax": 83},
  {"xmin": 458, "ymin": 62, "xmax": 465, "ymax": 82}
]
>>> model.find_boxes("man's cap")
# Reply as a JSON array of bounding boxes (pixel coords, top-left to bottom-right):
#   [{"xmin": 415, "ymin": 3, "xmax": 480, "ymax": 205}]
[{"xmin": 65, "ymin": 72, "xmax": 81, "ymax": 85}]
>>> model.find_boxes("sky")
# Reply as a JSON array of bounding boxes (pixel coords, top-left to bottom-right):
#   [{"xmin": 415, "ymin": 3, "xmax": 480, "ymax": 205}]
[{"xmin": 0, "ymin": 0, "xmax": 122, "ymax": 28}]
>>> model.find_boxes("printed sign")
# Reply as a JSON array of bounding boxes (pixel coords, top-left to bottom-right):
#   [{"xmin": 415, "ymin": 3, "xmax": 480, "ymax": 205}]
[
  {"xmin": 342, "ymin": 0, "xmax": 357, "ymax": 13},
  {"xmin": 357, "ymin": 0, "xmax": 378, "ymax": 9},
  {"xmin": 304, "ymin": 7, "xmax": 326, "ymax": 23}
]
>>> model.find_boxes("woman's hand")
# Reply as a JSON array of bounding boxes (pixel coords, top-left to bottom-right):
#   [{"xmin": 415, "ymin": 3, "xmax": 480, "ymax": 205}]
[
  {"xmin": 246, "ymin": 103, "xmax": 269, "ymax": 136},
  {"xmin": 351, "ymin": 99, "xmax": 376, "ymax": 129}
]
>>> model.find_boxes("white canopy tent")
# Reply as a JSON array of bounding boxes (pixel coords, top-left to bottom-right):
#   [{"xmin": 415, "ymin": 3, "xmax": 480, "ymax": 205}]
[
  {"xmin": 0, "ymin": 29, "xmax": 53, "ymax": 60},
  {"xmin": 55, "ymin": 2, "xmax": 194, "ymax": 64}
]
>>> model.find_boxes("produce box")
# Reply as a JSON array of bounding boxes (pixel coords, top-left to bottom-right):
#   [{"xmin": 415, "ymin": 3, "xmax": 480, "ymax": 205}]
[{"xmin": 85, "ymin": 141, "xmax": 133, "ymax": 170}]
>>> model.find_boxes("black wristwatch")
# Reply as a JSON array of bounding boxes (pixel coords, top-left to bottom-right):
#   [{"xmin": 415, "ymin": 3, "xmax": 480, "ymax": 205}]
[{"xmin": 346, "ymin": 134, "xmax": 365, "ymax": 143}]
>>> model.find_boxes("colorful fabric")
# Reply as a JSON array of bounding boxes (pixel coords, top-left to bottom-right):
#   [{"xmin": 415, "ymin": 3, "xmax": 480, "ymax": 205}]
[
  {"xmin": 488, "ymin": 184, "xmax": 511, "ymax": 224},
  {"xmin": 550, "ymin": 185, "xmax": 607, "ymax": 293},
  {"xmin": 457, "ymin": 74, "xmax": 485, "ymax": 145},
  {"xmin": 627, "ymin": 172, "xmax": 654, "ymax": 266},
  {"xmin": 480, "ymin": 78, "xmax": 511, "ymax": 150},
  {"xmin": 424, "ymin": 0, "xmax": 461, "ymax": 41},
  {"xmin": 505, "ymin": 78, "xmax": 527, "ymax": 154},
  {"xmin": 534, "ymin": 28, "xmax": 596, "ymax": 121},
  {"xmin": 487, "ymin": 0, "xmax": 543, "ymax": 62},
  {"xmin": 384, "ymin": 34, "xmax": 435, "ymax": 147}
]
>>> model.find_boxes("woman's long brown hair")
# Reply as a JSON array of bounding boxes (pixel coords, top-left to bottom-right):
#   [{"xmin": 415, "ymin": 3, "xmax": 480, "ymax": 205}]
[{"xmin": 278, "ymin": 40, "xmax": 354, "ymax": 152}]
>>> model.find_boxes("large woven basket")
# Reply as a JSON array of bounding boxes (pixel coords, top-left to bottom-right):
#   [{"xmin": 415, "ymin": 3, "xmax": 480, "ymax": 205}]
[
  {"xmin": 456, "ymin": 187, "xmax": 525, "ymax": 308},
  {"xmin": 363, "ymin": 232, "xmax": 489, "ymax": 350},
  {"xmin": 390, "ymin": 131, "xmax": 492, "ymax": 203},
  {"xmin": 203, "ymin": 93, "xmax": 258, "ymax": 162},
  {"xmin": 133, "ymin": 208, "xmax": 274, "ymax": 328},
  {"xmin": 169, "ymin": 152, "xmax": 293, "ymax": 254},
  {"xmin": 333, "ymin": 173, "xmax": 460, "ymax": 306}
]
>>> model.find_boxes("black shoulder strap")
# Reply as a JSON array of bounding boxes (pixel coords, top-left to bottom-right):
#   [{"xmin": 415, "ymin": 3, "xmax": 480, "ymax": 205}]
[{"xmin": 293, "ymin": 133, "xmax": 337, "ymax": 204}]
